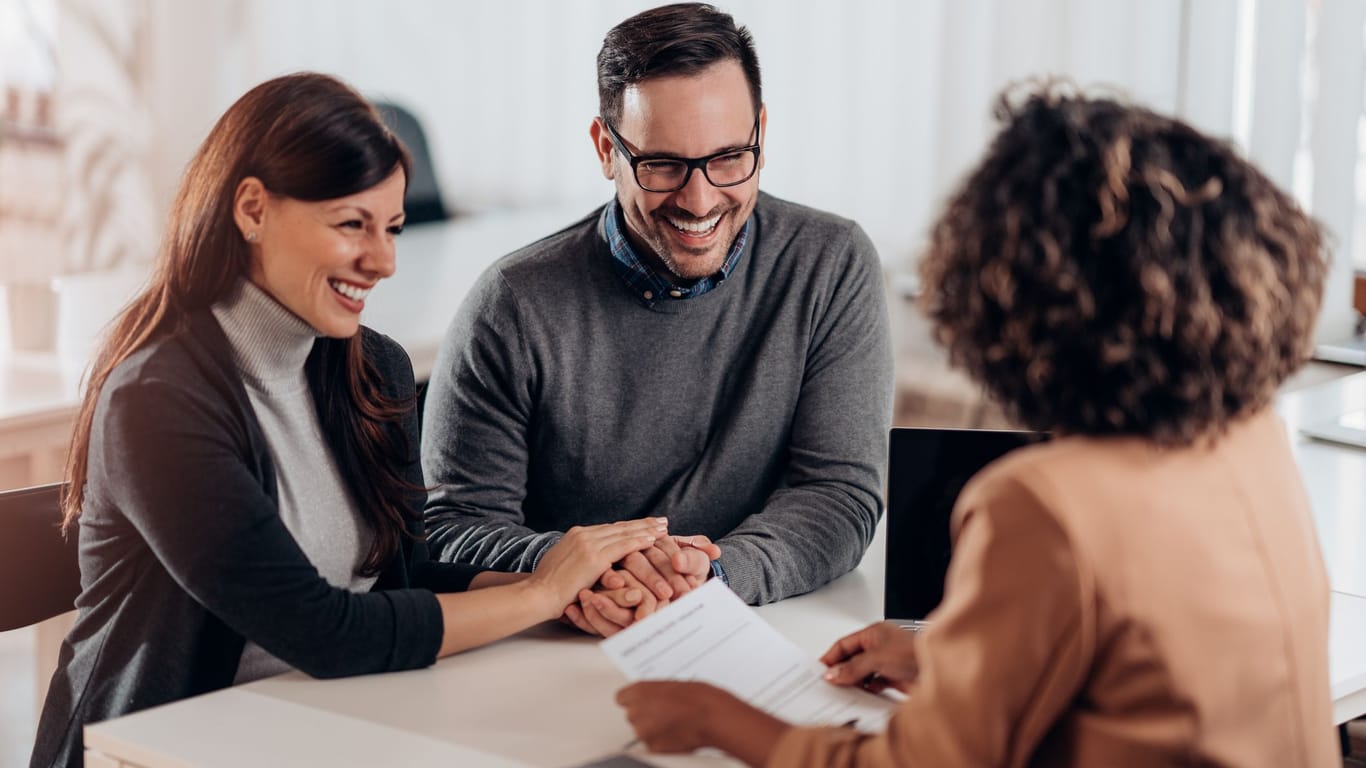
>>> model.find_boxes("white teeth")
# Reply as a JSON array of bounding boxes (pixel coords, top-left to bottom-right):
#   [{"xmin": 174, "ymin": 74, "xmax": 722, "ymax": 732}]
[
  {"xmin": 667, "ymin": 214, "xmax": 721, "ymax": 234},
  {"xmin": 328, "ymin": 280, "xmax": 371, "ymax": 301}
]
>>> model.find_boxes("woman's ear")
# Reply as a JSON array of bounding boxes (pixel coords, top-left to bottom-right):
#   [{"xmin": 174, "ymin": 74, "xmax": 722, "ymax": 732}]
[{"xmin": 233, "ymin": 177, "xmax": 267, "ymax": 242}]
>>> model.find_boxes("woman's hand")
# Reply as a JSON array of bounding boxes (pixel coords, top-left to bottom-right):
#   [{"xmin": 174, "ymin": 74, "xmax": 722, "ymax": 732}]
[
  {"xmin": 819, "ymin": 621, "xmax": 920, "ymax": 693},
  {"xmin": 528, "ymin": 518, "xmax": 667, "ymax": 612},
  {"xmin": 435, "ymin": 519, "xmax": 665, "ymax": 657},
  {"xmin": 602, "ymin": 534, "xmax": 722, "ymax": 600},
  {"xmin": 616, "ymin": 681, "xmax": 789, "ymax": 766},
  {"xmin": 565, "ymin": 534, "xmax": 722, "ymax": 636},
  {"xmin": 564, "ymin": 569, "xmax": 662, "ymax": 637}
]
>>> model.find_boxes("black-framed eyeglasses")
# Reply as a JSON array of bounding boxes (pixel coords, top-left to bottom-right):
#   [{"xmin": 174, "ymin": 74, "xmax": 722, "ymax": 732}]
[{"xmin": 603, "ymin": 115, "xmax": 761, "ymax": 193}]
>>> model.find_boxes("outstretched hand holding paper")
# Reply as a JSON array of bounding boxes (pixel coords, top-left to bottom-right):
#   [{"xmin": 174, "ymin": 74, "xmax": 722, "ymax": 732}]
[{"xmin": 600, "ymin": 578, "xmax": 897, "ymax": 731}]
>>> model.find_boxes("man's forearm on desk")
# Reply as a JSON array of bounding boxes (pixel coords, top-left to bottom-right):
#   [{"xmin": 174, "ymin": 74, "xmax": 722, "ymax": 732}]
[
  {"xmin": 716, "ymin": 489, "xmax": 878, "ymax": 605},
  {"xmin": 423, "ymin": 514, "xmax": 563, "ymax": 572}
]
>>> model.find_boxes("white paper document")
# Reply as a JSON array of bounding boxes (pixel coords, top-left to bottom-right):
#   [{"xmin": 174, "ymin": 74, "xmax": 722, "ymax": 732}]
[{"xmin": 600, "ymin": 579, "xmax": 898, "ymax": 732}]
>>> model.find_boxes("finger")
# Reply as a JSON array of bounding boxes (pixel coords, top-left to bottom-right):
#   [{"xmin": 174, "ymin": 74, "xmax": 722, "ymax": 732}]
[
  {"xmin": 652, "ymin": 535, "xmax": 682, "ymax": 558},
  {"xmin": 820, "ymin": 628, "xmax": 875, "ymax": 667},
  {"xmin": 598, "ymin": 568, "xmax": 626, "ymax": 590},
  {"xmin": 562, "ymin": 603, "xmax": 600, "ymax": 636},
  {"xmin": 643, "ymin": 544, "xmax": 690, "ymax": 597},
  {"xmin": 584, "ymin": 524, "xmax": 667, "ymax": 549},
  {"xmin": 574, "ymin": 519, "xmax": 667, "ymax": 548},
  {"xmin": 637, "ymin": 597, "xmax": 666, "ymax": 621},
  {"xmin": 604, "ymin": 518, "xmax": 678, "ymax": 547},
  {"xmin": 621, "ymin": 551, "xmax": 673, "ymax": 601},
  {"xmin": 582, "ymin": 595, "xmax": 628, "ymax": 637},
  {"xmin": 586, "ymin": 588, "xmax": 639, "ymax": 627},
  {"xmin": 614, "ymin": 571, "xmax": 658, "ymax": 617},
  {"xmin": 593, "ymin": 584, "xmax": 645, "ymax": 608},
  {"xmin": 593, "ymin": 534, "xmax": 668, "ymax": 575},
  {"xmin": 822, "ymin": 651, "xmax": 889, "ymax": 687},
  {"xmin": 673, "ymin": 534, "xmax": 722, "ymax": 560},
  {"xmin": 671, "ymin": 548, "xmax": 712, "ymax": 580},
  {"xmin": 611, "ymin": 517, "xmax": 669, "ymax": 538},
  {"xmin": 650, "ymin": 538, "xmax": 698, "ymax": 597}
]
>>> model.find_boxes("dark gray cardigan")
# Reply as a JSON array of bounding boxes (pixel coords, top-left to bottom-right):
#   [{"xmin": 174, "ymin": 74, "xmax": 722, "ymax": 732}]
[{"xmin": 31, "ymin": 311, "xmax": 483, "ymax": 768}]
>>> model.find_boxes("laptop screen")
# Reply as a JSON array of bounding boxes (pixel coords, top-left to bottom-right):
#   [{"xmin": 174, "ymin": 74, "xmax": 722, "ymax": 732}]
[{"xmin": 884, "ymin": 427, "xmax": 1047, "ymax": 622}]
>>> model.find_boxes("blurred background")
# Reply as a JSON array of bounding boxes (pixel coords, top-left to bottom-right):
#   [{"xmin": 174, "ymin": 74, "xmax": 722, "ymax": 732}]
[
  {"xmin": 1, "ymin": 0, "xmax": 1364, "ymax": 364},
  {"xmin": 3, "ymin": 1, "xmax": 1366, "ymax": 765}
]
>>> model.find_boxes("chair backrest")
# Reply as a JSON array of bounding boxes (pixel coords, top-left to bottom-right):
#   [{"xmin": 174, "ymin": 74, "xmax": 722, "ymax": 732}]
[
  {"xmin": 0, "ymin": 483, "xmax": 80, "ymax": 631},
  {"xmin": 374, "ymin": 101, "xmax": 449, "ymax": 225}
]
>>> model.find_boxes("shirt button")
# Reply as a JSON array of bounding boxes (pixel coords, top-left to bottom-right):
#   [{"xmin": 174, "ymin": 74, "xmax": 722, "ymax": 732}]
[
  {"xmin": 669, "ymin": 289, "xmax": 683, "ymax": 298},
  {"xmin": 643, "ymin": 290, "xmax": 653, "ymax": 300}
]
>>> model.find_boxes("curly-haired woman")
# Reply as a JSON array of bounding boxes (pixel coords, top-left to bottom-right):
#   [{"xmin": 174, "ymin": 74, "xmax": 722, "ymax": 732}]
[{"xmin": 615, "ymin": 85, "xmax": 1337, "ymax": 766}]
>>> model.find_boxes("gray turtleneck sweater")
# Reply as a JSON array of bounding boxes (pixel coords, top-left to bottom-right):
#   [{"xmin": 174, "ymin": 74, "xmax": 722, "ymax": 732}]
[{"xmin": 211, "ymin": 280, "xmax": 377, "ymax": 683}]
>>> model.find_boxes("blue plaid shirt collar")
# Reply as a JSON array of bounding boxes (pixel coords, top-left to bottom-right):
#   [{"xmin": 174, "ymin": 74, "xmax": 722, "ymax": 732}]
[{"xmin": 601, "ymin": 198, "xmax": 749, "ymax": 306}]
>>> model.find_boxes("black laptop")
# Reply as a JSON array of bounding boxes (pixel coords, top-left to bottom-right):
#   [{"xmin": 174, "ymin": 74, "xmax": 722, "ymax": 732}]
[{"xmin": 883, "ymin": 427, "xmax": 1048, "ymax": 627}]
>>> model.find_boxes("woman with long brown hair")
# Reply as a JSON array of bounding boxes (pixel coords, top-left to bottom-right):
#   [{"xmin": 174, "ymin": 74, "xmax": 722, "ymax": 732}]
[
  {"xmin": 30, "ymin": 73, "xmax": 668, "ymax": 768},
  {"xmin": 615, "ymin": 84, "xmax": 1337, "ymax": 766}
]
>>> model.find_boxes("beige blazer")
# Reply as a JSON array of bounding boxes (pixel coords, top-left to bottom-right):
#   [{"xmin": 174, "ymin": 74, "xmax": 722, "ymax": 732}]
[{"xmin": 770, "ymin": 408, "xmax": 1336, "ymax": 767}]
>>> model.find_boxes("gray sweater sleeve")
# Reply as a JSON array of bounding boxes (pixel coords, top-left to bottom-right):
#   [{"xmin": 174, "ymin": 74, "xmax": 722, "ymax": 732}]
[
  {"xmin": 422, "ymin": 269, "xmax": 563, "ymax": 570},
  {"xmin": 716, "ymin": 225, "xmax": 893, "ymax": 603}
]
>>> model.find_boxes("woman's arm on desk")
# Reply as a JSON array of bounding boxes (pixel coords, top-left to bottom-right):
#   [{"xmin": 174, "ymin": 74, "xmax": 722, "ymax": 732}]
[{"xmin": 434, "ymin": 519, "xmax": 667, "ymax": 656}]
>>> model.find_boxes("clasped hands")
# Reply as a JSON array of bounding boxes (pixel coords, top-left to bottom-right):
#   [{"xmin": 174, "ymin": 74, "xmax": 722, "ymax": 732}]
[{"xmin": 561, "ymin": 525, "xmax": 722, "ymax": 637}]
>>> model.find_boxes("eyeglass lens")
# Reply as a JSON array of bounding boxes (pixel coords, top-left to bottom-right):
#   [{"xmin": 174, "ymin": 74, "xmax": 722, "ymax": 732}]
[{"xmin": 635, "ymin": 150, "xmax": 757, "ymax": 192}]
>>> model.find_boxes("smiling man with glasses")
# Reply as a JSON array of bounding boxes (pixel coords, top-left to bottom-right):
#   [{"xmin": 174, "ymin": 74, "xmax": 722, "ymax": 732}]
[{"xmin": 422, "ymin": 3, "xmax": 893, "ymax": 631}]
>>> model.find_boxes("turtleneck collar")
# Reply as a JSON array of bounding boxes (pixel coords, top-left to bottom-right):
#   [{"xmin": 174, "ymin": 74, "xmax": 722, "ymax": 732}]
[{"xmin": 210, "ymin": 279, "xmax": 319, "ymax": 395}]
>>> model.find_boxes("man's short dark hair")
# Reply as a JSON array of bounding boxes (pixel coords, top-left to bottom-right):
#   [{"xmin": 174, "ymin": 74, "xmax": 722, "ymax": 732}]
[
  {"xmin": 919, "ymin": 84, "xmax": 1329, "ymax": 446},
  {"xmin": 597, "ymin": 3, "xmax": 762, "ymax": 125}
]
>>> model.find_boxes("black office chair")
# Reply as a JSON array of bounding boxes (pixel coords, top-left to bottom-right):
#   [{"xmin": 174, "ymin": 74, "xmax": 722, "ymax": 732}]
[
  {"xmin": 374, "ymin": 101, "xmax": 449, "ymax": 225},
  {"xmin": 0, "ymin": 483, "xmax": 80, "ymax": 631}
]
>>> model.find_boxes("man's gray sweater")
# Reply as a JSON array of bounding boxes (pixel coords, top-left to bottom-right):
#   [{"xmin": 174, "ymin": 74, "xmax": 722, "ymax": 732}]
[{"xmin": 421, "ymin": 192, "xmax": 893, "ymax": 604}]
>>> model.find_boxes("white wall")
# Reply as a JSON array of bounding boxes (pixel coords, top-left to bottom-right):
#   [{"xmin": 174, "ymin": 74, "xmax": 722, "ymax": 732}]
[
  {"xmin": 144, "ymin": 0, "xmax": 1204, "ymax": 270},
  {"xmin": 26, "ymin": 0, "xmax": 1366, "ymax": 345}
]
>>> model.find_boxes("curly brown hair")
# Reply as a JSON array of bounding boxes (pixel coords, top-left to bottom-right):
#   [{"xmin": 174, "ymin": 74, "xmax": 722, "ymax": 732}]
[{"xmin": 919, "ymin": 84, "xmax": 1329, "ymax": 445}]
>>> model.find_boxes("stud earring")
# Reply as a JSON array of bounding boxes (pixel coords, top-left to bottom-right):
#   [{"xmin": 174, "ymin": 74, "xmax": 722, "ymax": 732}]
[{"xmin": 246, "ymin": 231, "xmax": 258, "ymax": 243}]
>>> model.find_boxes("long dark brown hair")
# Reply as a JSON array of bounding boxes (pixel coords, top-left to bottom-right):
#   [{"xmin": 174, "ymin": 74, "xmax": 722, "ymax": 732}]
[{"xmin": 64, "ymin": 72, "xmax": 419, "ymax": 576}]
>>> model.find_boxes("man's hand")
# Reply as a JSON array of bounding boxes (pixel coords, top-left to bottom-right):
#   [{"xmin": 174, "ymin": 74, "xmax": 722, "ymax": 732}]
[
  {"xmin": 564, "ymin": 534, "xmax": 722, "ymax": 636},
  {"xmin": 527, "ymin": 518, "xmax": 668, "ymax": 612},
  {"xmin": 562, "ymin": 569, "xmax": 661, "ymax": 637},
  {"xmin": 611, "ymin": 535, "xmax": 721, "ymax": 600},
  {"xmin": 616, "ymin": 681, "xmax": 788, "ymax": 766},
  {"xmin": 819, "ymin": 621, "xmax": 920, "ymax": 693}
]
